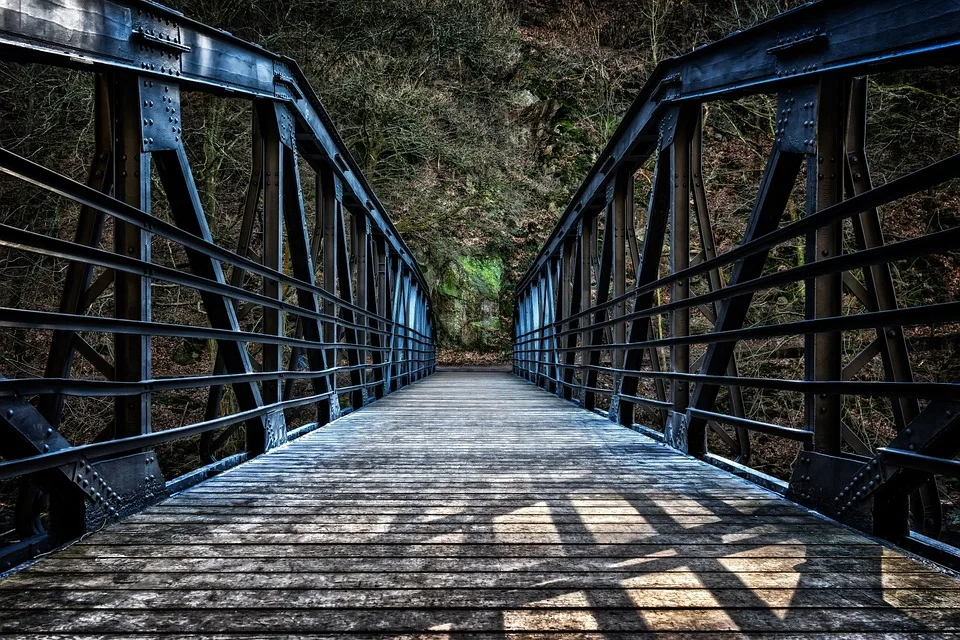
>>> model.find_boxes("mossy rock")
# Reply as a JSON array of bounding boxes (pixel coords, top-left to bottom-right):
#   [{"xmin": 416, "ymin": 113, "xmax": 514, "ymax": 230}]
[{"xmin": 434, "ymin": 255, "xmax": 504, "ymax": 351}]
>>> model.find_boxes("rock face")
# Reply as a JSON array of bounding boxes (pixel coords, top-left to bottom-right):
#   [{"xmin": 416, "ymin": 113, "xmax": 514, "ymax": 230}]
[{"xmin": 434, "ymin": 255, "xmax": 504, "ymax": 351}]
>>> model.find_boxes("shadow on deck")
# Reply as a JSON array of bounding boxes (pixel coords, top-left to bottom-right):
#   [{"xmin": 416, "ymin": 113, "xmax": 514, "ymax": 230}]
[{"xmin": 1, "ymin": 370, "xmax": 958, "ymax": 636}]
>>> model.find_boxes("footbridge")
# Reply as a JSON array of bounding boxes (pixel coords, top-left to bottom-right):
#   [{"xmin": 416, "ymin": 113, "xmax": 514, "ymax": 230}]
[{"xmin": 2, "ymin": 0, "xmax": 960, "ymax": 635}]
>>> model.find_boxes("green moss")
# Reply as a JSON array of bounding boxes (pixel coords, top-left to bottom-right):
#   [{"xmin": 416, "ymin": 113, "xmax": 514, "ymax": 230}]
[{"xmin": 458, "ymin": 256, "xmax": 502, "ymax": 298}]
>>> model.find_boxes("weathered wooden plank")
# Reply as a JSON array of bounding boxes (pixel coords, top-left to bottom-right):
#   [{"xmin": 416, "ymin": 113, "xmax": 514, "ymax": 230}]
[
  {"xmin": 76, "ymin": 525, "xmax": 861, "ymax": 553},
  {"xmin": 115, "ymin": 516, "xmax": 821, "ymax": 526},
  {"xmin": 20, "ymin": 555, "xmax": 932, "ymax": 575},
  {"xmin": 3, "ymin": 571, "xmax": 954, "ymax": 591},
  {"xmin": 2, "ymin": 587, "xmax": 960, "ymax": 610},
  {"xmin": 0, "ymin": 607, "xmax": 957, "ymax": 633},
  {"xmin": 51, "ymin": 542, "xmax": 911, "ymax": 560}
]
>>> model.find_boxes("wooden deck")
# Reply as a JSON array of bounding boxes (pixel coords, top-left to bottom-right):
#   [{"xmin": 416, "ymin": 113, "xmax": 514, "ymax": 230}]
[{"xmin": 2, "ymin": 370, "xmax": 960, "ymax": 637}]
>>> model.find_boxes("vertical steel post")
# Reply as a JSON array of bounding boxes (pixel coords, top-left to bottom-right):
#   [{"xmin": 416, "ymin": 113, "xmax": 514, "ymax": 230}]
[
  {"xmin": 354, "ymin": 214, "xmax": 371, "ymax": 399},
  {"xmin": 560, "ymin": 234, "xmax": 581, "ymax": 399},
  {"xmin": 579, "ymin": 217, "xmax": 594, "ymax": 400},
  {"xmin": 318, "ymin": 168, "xmax": 341, "ymax": 416},
  {"xmin": 544, "ymin": 264, "xmax": 557, "ymax": 393},
  {"xmin": 611, "ymin": 169, "xmax": 629, "ymax": 419},
  {"xmin": 368, "ymin": 235, "xmax": 385, "ymax": 398},
  {"xmin": 261, "ymin": 102, "xmax": 284, "ymax": 409},
  {"xmin": 113, "ymin": 74, "xmax": 152, "ymax": 438},
  {"xmin": 670, "ymin": 115, "xmax": 691, "ymax": 413},
  {"xmin": 809, "ymin": 76, "xmax": 844, "ymax": 455},
  {"xmin": 336, "ymin": 209, "xmax": 364, "ymax": 408}
]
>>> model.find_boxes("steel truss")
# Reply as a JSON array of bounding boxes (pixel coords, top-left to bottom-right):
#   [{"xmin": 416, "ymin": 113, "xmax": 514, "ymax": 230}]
[
  {"xmin": 0, "ymin": 0, "xmax": 435, "ymax": 569},
  {"xmin": 515, "ymin": 0, "xmax": 960, "ymax": 564}
]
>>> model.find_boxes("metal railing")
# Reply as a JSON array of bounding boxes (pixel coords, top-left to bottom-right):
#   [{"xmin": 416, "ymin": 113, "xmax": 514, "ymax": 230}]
[
  {"xmin": 0, "ymin": 0, "xmax": 435, "ymax": 569},
  {"xmin": 514, "ymin": 0, "xmax": 960, "ymax": 564}
]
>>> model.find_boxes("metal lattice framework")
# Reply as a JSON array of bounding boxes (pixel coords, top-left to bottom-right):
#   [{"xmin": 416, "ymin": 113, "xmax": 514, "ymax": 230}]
[
  {"xmin": 514, "ymin": 0, "xmax": 960, "ymax": 562},
  {"xmin": 0, "ymin": 0, "xmax": 434, "ymax": 568}
]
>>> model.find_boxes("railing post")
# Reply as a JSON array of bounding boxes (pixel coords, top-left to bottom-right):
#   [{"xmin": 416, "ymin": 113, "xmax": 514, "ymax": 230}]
[
  {"xmin": 544, "ymin": 263, "xmax": 558, "ymax": 394},
  {"xmin": 522, "ymin": 290, "xmax": 533, "ymax": 381},
  {"xmin": 354, "ymin": 214, "xmax": 371, "ymax": 400},
  {"xmin": 368, "ymin": 235, "xmax": 385, "ymax": 398},
  {"xmin": 318, "ymin": 168, "xmax": 342, "ymax": 419},
  {"xmin": 808, "ymin": 76, "xmax": 844, "ymax": 455},
  {"xmin": 113, "ymin": 74, "xmax": 152, "ymax": 440},
  {"xmin": 261, "ymin": 101, "xmax": 284, "ymax": 415},
  {"xmin": 389, "ymin": 257, "xmax": 402, "ymax": 390},
  {"xmin": 579, "ymin": 217, "xmax": 594, "ymax": 402},
  {"xmin": 670, "ymin": 110, "xmax": 691, "ymax": 416},
  {"xmin": 380, "ymin": 247, "xmax": 394, "ymax": 393},
  {"xmin": 559, "ymin": 234, "xmax": 581, "ymax": 399},
  {"xmin": 609, "ymin": 169, "xmax": 630, "ymax": 421}
]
